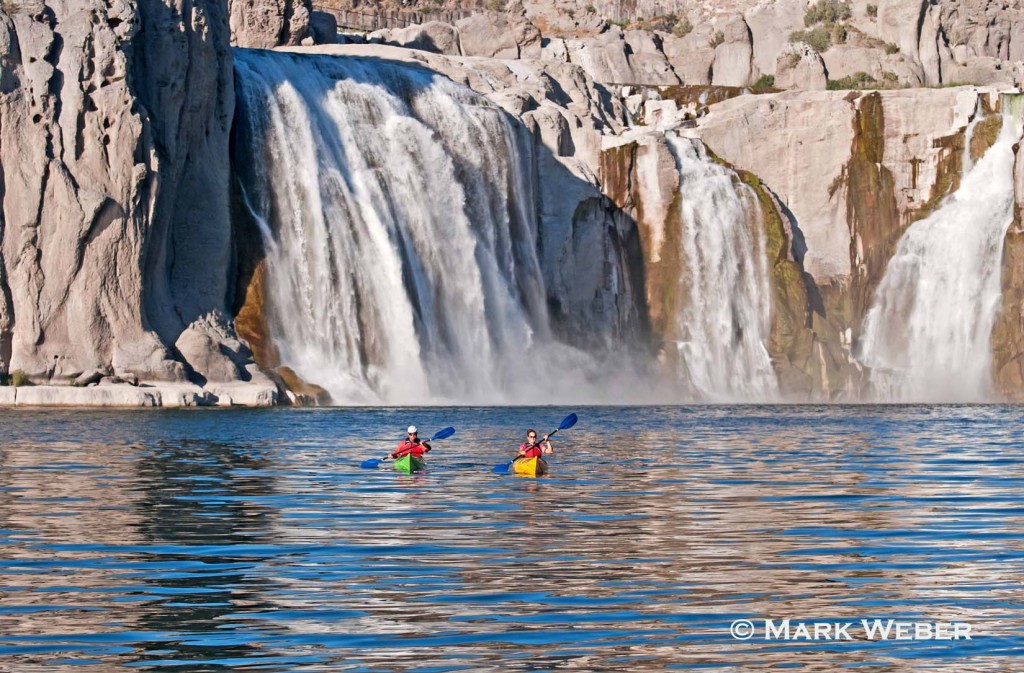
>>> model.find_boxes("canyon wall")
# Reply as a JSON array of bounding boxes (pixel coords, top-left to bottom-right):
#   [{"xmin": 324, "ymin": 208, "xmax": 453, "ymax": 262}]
[
  {"xmin": 0, "ymin": 0, "xmax": 275, "ymax": 405},
  {"xmin": 3, "ymin": 0, "xmax": 1024, "ymax": 404}
]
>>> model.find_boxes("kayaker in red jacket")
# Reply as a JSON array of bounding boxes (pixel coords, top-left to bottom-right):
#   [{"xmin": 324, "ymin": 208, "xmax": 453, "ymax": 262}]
[
  {"xmin": 387, "ymin": 426, "xmax": 432, "ymax": 460},
  {"xmin": 516, "ymin": 429, "xmax": 553, "ymax": 459}
]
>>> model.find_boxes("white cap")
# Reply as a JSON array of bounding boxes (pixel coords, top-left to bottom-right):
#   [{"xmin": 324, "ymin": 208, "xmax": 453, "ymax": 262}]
[{"xmin": 407, "ymin": 425, "xmax": 417, "ymax": 434}]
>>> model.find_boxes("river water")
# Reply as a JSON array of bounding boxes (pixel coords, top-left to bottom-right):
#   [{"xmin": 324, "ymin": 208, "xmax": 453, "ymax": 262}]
[{"xmin": 1, "ymin": 406, "xmax": 1021, "ymax": 671}]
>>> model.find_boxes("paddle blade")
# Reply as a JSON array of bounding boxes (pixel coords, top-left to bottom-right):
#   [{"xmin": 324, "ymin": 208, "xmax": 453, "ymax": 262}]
[
  {"xmin": 360, "ymin": 459, "xmax": 382, "ymax": 469},
  {"xmin": 492, "ymin": 461, "xmax": 512, "ymax": 474},
  {"xmin": 432, "ymin": 426, "xmax": 456, "ymax": 441},
  {"xmin": 558, "ymin": 413, "xmax": 578, "ymax": 431}
]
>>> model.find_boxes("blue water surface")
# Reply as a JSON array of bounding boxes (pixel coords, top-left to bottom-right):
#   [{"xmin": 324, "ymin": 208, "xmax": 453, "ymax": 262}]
[{"xmin": 0, "ymin": 405, "xmax": 1022, "ymax": 671}]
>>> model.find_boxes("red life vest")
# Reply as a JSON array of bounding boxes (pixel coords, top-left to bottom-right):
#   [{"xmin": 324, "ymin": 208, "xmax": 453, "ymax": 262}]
[
  {"xmin": 395, "ymin": 439, "xmax": 426, "ymax": 458},
  {"xmin": 519, "ymin": 442, "xmax": 543, "ymax": 459}
]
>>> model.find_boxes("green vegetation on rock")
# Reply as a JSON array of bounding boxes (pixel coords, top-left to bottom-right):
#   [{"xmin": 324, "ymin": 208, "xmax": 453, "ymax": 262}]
[
  {"xmin": 3, "ymin": 370, "xmax": 33, "ymax": 387},
  {"xmin": 790, "ymin": 26, "xmax": 833, "ymax": 53},
  {"xmin": 792, "ymin": 0, "xmax": 851, "ymax": 53},
  {"xmin": 827, "ymin": 71, "xmax": 885, "ymax": 90},
  {"xmin": 804, "ymin": 0, "xmax": 851, "ymax": 26},
  {"xmin": 752, "ymin": 74, "xmax": 776, "ymax": 92}
]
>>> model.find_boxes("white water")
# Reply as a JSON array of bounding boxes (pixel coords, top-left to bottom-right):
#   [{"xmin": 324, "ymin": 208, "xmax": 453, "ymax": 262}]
[
  {"xmin": 665, "ymin": 137, "xmax": 779, "ymax": 401},
  {"xmin": 234, "ymin": 50, "xmax": 622, "ymax": 404},
  {"xmin": 858, "ymin": 108, "xmax": 1023, "ymax": 402}
]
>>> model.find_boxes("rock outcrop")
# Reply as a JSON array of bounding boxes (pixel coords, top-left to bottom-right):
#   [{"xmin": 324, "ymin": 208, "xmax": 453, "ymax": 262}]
[
  {"xmin": 368, "ymin": 2, "xmax": 542, "ymax": 58},
  {"xmin": 711, "ymin": 15, "xmax": 756, "ymax": 87},
  {"xmin": 0, "ymin": 0, "xmax": 277, "ymax": 405},
  {"xmin": 229, "ymin": 0, "xmax": 311, "ymax": 48},
  {"xmin": 775, "ymin": 42, "xmax": 827, "ymax": 90},
  {"xmin": 345, "ymin": 0, "xmax": 1024, "ymax": 91}
]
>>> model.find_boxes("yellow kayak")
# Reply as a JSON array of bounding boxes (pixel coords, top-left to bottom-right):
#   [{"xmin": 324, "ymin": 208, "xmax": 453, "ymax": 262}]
[{"xmin": 512, "ymin": 456, "xmax": 549, "ymax": 477}]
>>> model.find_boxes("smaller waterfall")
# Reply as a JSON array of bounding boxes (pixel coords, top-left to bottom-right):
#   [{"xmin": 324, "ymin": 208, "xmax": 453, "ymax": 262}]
[
  {"xmin": 665, "ymin": 137, "xmax": 779, "ymax": 401},
  {"xmin": 858, "ymin": 104, "xmax": 1024, "ymax": 402}
]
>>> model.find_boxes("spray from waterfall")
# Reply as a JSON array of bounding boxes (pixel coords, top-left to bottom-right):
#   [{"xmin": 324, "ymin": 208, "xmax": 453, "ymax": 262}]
[
  {"xmin": 665, "ymin": 136, "xmax": 779, "ymax": 401},
  {"xmin": 858, "ymin": 101, "xmax": 1024, "ymax": 402}
]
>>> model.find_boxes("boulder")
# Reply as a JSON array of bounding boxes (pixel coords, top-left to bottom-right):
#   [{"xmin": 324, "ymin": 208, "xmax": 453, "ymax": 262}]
[
  {"xmin": 74, "ymin": 369, "xmax": 108, "ymax": 387},
  {"xmin": 229, "ymin": 0, "xmax": 312, "ymax": 48},
  {"xmin": 456, "ymin": 2, "xmax": 541, "ymax": 59},
  {"xmin": 661, "ymin": 24, "xmax": 716, "ymax": 85},
  {"xmin": 775, "ymin": 42, "xmax": 828, "ymax": 90},
  {"xmin": 746, "ymin": 0, "xmax": 807, "ymax": 76},
  {"xmin": 174, "ymin": 312, "xmax": 250, "ymax": 384},
  {"xmin": 310, "ymin": 10, "xmax": 338, "ymax": 45},
  {"xmin": 712, "ymin": 16, "xmax": 757, "ymax": 87},
  {"xmin": 383, "ymin": 21, "xmax": 462, "ymax": 56},
  {"xmin": 643, "ymin": 99, "xmax": 680, "ymax": 129},
  {"xmin": 564, "ymin": 26, "xmax": 677, "ymax": 85},
  {"xmin": 622, "ymin": 30, "xmax": 680, "ymax": 85}
]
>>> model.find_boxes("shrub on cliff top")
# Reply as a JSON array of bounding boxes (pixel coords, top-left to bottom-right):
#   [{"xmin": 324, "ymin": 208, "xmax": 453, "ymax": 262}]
[
  {"xmin": 790, "ymin": 26, "xmax": 831, "ymax": 53},
  {"xmin": 672, "ymin": 16, "xmax": 693, "ymax": 38},
  {"xmin": 804, "ymin": 0, "xmax": 851, "ymax": 27},
  {"xmin": 752, "ymin": 74, "xmax": 776, "ymax": 92},
  {"xmin": 826, "ymin": 71, "xmax": 878, "ymax": 90}
]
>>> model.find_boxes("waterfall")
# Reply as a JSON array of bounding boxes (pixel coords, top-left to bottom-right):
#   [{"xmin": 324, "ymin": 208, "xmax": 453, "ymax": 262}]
[
  {"xmin": 664, "ymin": 136, "xmax": 779, "ymax": 401},
  {"xmin": 858, "ymin": 105, "xmax": 1024, "ymax": 402},
  {"xmin": 233, "ymin": 50, "xmax": 619, "ymax": 405}
]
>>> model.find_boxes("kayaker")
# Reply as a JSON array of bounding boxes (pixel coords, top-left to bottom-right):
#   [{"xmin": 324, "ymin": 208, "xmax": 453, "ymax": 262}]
[
  {"xmin": 385, "ymin": 426, "xmax": 432, "ymax": 461},
  {"xmin": 516, "ymin": 429, "xmax": 553, "ymax": 459}
]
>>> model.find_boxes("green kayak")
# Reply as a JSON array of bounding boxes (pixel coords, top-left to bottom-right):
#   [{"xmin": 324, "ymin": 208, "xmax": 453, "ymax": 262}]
[{"xmin": 393, "ymin": 454, "xmax": 425, "ymax": 473}]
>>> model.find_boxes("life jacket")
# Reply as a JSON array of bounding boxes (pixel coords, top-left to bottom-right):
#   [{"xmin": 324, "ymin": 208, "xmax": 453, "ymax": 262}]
[
  {"xmin": 519, "ymin": 442, "xmax": 543, "ymax": 459},
  {"xmin": 395, "ymin": 439, "xmax": 426, "ymax": 458}
]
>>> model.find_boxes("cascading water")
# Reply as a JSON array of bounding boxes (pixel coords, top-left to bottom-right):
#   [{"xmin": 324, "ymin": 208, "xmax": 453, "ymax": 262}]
[
  {"xmin": 664, "ymin": 136, "xmax": 779, "ymax": 401},
  {"xmin": 858, "ymin": 102, "xmax": 1024, "ymax": 402},
  {"xmin": 233, "ymin": 50, "xmax": 614, "ymax": 404}
]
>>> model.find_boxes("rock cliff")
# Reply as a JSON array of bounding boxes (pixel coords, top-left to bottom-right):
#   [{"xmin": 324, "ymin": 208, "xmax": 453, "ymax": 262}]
[
  {"xmin": 3, "ymin": 0, "xmax": 1024, "ymax": 405},
  {"xmin": 0, "ymin": 0, "xmax": 275, "ymax": 404}
]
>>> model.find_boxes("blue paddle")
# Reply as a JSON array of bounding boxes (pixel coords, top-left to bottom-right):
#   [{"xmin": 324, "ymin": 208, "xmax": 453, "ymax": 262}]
[
  {"xmin": 360, "ymin": 426, "xmax": 456, "ymax": 469},
  {"xmin": 492, "ymin": 413, "xmax": 578, "ymax": 474}
]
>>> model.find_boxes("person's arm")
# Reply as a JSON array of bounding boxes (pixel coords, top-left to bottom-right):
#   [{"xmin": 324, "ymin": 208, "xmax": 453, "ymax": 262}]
[
  {"xmin": 386, "ymin": 441, "xmax": 406, "ymax": 460},
  {"xmin": 422, "ymin": 441, "xmax": 432, "ymax": 453},
  {"xmin": 542, "ymin": 435, "xmax": 553, "ymax": 455}
]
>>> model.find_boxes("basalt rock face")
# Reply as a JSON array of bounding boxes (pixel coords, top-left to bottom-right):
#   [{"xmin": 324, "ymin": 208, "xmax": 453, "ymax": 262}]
[{"xmin": 0, "ymin": 0, "xmax": 240, "ymax": 385}]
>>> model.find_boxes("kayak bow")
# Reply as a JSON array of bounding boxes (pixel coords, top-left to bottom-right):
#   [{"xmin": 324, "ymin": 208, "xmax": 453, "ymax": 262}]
[
  {"xmin": 512, "ymin": 456, "xmax": 548, "ymax": 477},
  {"xmin": 393, "ymin": 454, "xmax": 425, "ymax": 474}
]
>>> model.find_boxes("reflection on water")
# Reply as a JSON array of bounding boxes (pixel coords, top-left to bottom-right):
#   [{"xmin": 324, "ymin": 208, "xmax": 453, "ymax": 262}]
[{"xmin": 0, "ymin": 406, "xmax": 1022, "ymax": 671}]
